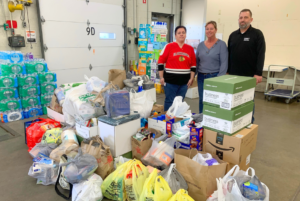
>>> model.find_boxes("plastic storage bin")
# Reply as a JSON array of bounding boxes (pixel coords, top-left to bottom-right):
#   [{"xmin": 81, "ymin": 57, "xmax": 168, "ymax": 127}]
[
  {"xmin": 17, "ymin": 73, "xmax": 39, "ymax": 86},
  {"xmin": 0, "ymin": 75, "xmax": 18, "ymax": 88},
  {"xmin": 0, "ymin": 109, "xmax": 24, "ymax": 123},
  {"xmin": 18, "ymin": 85, "xmax": 40, "ymax": 97}
]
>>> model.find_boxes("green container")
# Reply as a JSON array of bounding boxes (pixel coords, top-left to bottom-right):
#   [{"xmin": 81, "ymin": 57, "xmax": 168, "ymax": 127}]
[
  {"xmin": 0, "ymin": 98, "xmax": 22, "ymax": 112},
  {"xmin": 0, "ymin": 76, "xmax": 18, "ymax": 88},
  {"xmin": 0, "ymin": 87, "xmax": 18, "ymax": 101},
  {"xmin": 40, "ymin": 82, "xmax": 57, "ymax": 94},
  {"xmin": 21, "ymin": 96, "xmax": 41, "ymax": 108},
  {"xmin": 17, "ymin": 74, "xmax": 39, "ymax": 87},
  {"xmin": 146, "ymin": 65, "xmax": 151, "ymax": 78},
  {"xmin": 203, "ymin": 101, "xmax": 254, "ymax": 136},
  {"xmin": 0, "ymin": 63, "xmax": 25, "ymax": 75},
  {"xmin": 38, "ymin": 72, "xmax": 57, "ymax": 83},
  {"xmin": 25, "ymin": 62, "xmax": 48, "ymax": 74},
  {"xmin": 19, "ymin": 85, "xmax": 40, "ymax": 97},
  {"xmin": 41, "ymin": 93, "xmax": 53, "ymax": 105}
]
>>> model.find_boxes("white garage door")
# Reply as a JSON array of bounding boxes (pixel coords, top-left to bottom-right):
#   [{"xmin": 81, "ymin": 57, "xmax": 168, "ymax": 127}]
[{"xmin": 38, "ymin": 0, "xmax": 124, "ymax": 85}]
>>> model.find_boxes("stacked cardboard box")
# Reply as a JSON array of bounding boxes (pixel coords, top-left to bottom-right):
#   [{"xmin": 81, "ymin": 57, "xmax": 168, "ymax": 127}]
[{"xmin": 203, "ymin": 75, "xmax": 256, "ymax": 135}]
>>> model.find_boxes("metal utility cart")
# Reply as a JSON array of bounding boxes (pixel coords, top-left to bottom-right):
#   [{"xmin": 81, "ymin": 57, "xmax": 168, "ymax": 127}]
[{"xmin": 265, "ymin": 65, "xmax": 300, "ymax": 104}]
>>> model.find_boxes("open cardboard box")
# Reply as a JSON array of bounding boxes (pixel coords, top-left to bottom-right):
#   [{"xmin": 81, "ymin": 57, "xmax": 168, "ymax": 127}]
[{"xmin": 47, "ymin": 107, "xmax": 65, "ymax": 123}]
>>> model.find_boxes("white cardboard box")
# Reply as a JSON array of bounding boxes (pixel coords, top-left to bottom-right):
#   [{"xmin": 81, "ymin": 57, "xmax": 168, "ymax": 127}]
[
  {"xmin": 186, "ymin": 87, "xmax": 199, "ymax": 99},
  {"xmin": 47, "ymin": 107, "xmax": 65, "ymax": 122},
  {"xmin": 148, "ymin": 115, "xmax": 190, "ymax": 134},
  {"xmin": 76, "ymin": 123, "xmax": 98, "ymax": 139},
  {"xmin": 98, "ymin": 119, "xmax": 140, "ymax": 157}
]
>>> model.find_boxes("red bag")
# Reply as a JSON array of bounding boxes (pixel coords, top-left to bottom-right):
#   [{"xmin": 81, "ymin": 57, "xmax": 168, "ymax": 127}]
[{"xmin": 26, "ymin": 118, "xmax": 61, "ymax": 151}]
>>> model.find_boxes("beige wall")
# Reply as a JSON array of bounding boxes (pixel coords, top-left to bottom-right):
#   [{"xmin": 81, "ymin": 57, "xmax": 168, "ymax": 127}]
[{"xmin": 206, "ymin": 0, "xmax": 300, "ymax": 68}]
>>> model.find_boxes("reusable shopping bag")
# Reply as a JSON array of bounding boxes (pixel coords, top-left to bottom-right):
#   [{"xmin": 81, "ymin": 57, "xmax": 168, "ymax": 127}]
[
  {"xmin": 174, "ymin": 149, "xmax": 228, "ymax": 201},
  {"xmin": 168, "ymin": 189, "xmax": 195, "ymax": 201},
  {"xmin": 139, "ymin": 169, "xmax": 173, "ymax": 201},
  {"xmin": 101, "ymin": 160, "xmax": 133, "ymax": 201},
  {"xmin": 72, "ymin": 173, "xmax": 104, "ymax": 201},
  {"xmin": 129, "ymin": 89, "xmax": 154, "ymax": 119},
  {"xmin": 124, "ymin": 160, "xmax": 149, "ymax": 201},
  {"xmin": 158, "ymin": 164, "xmax": 188, "ymax": 194},
  {"xmin": 81, "ymin": 136, "xmax": 114, "ymax": 179},
  {"xmin": 210, "ymin": 165, "xmax": 269, "ymax": 201}
]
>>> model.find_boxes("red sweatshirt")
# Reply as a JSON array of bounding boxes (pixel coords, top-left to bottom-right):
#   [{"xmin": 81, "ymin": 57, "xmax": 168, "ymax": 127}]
[{"xmin": 158, "ymin": 42, "xmax": 196, "ymax": 85}]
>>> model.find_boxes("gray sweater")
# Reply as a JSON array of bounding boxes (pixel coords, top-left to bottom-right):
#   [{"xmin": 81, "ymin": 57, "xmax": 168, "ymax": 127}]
[{"xmin": 196, "ymin": 39, "xmax": 228, "ymax": 76}]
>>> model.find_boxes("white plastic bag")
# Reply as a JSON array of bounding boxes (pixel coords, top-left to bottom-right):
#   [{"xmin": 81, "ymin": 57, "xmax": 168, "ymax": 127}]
[
  {"xmin": 84, "ymin": 75, "xmax": 107, "ymax": 93},
  {"xmin": 130, "ymin": 89, "xmax": 154, "ymax": 119},
  {"xmin": 114, "ymin": 156, "xmax": 130, "ymax": 169},
  {"xmin": 72, "ymin": 173, "xmax": 104, "ymax": 201},
  {"xmin": 166, "ymin": 96, "xmax": 190, "ymax": 119},
  {"xmin": 173, "ymin": 125, "xmax": 190, "ymax": 144},
  {"xmin": 192, "ymin": 153, "xmax": 220, "ymax": 166}
]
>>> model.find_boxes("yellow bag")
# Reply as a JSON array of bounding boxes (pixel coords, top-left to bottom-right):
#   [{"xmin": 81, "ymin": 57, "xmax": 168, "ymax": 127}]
[
  {"xmin": 139, "ymin": 169, "xmax": 173, "ymax": 201},
  {"xmin": 168, "ymin": 189, "xmax": 195, "ymax": 201},
  {"xmin": 125, "ymin": 160, "xmax": 149, "ymax": 201},
  {"xmin": 101, "ymin": 160, "xmax": 133, "ymax": 201}
]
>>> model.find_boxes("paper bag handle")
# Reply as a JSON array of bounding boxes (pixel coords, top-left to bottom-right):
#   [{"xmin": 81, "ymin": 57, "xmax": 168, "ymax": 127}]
[{"xmin": 188, "ymin": 148, "xmax": 198, "ymax": 159}]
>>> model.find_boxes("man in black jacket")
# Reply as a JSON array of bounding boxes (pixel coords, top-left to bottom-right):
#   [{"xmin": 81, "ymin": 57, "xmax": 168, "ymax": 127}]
[{"xmin": 228, "ymin": 9, "xmax": 266, "ymax": 123}]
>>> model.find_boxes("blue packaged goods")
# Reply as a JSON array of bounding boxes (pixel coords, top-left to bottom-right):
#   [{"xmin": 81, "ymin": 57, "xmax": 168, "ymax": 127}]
[
  {"xmin": 0, "ymin": 87, "xmax": 18, "ymax": 100},
  {"xmin": 33, "ymin": 153, "xmax": 54, "ymax": 165},
  {"xmin": 0, "ymin": 51, "xmax": 23, "ymax": 63},
  {"xmin": 105, "ymin": 90, "xmax": 130, "ymax": 118},
  {"xmin": 17, "ymin": 73, "xmax": 39, "ymax": 86},
  {"xmin": 0, "ymin": 109, "xmax": 24, "ymax": 123},
  {"xmin": 98, "ymin": 113, "xmax": 140, "ymax": 126},
  {"xmin": 40, "ymin": 82, "xmax": 57, "ymax": 94},
  {"xmin": 149, "ymin": 34, "xmax": 155, "ymax": 43},
  {"xmin": 0, "ymin": 98, "xmax": 22, "ymax": 112},
  {"xmin": 0, "ymin": 62, "xmax": 26, "ymax": 75},
  {"xmin": 38, "ymin": 72, "xmax": 57, "ymax": 83},
  {"xmin": 23, "ymin": 105, "xmax": 43, "ymax": 118},
  {"xmin": 138, "ymin": 39, "xmax": 148, "ymax": 51},
  {"xmin": 0, "ymin": 75, "xmax": 18, "ymax": 87},
  {"xmin": 190, "ymin": 127, "xmax": 203, "ymax": 151},
  {"xmin": 21, "ymin": 96, "xmax": 41, "ymax": 108},
  {"xmin": 146, "ymin": 24, "xmax": 152, "ymax": 38},
  {"xmin": 139, "ymin": 24, "xmax": 147, "ymax": 39},
  {"xmin": 153, "ymin": 41, "xmax": 161, "ymax": 50},
  {"xmin": 19, "ymin": 84, "xmax": 40, "ymax": 97}
]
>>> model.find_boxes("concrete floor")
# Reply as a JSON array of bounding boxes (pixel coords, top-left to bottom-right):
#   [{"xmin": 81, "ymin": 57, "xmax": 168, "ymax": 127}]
[{"xmin": 0, "ymin": 92, "xmax": 299, "ymax": 201}]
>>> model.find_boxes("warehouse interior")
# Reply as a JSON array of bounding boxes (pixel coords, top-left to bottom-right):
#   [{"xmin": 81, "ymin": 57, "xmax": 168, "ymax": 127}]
[{"xmin": 0, "ymin": 0, "xmax": 300, "ymax": 201}]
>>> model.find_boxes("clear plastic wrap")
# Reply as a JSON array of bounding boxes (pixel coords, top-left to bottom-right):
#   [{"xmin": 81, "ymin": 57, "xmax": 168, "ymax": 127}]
[
  {"xmin": 105, "ymin": 90, "xmax": 130, "ymax": 118},
  {"xmin": 97, "ymin": 113, "xmax": 140, "ymax": 126},
  {"xmin": 29, "ymin": 143, "xmax": 58, "ymax": 158},
  {"xmin": 28, "ymin": 162, "xmax": 58, "ymax": 185}
]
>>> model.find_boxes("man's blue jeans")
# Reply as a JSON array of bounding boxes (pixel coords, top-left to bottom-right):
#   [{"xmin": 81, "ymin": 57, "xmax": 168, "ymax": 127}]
[
  {"xmin": 164, "ymin": 83, "xmax": 188, "ymax": 111},
  {"xmin": 197, "ymin": 72, "xmax": 219, "ymax": 113}
]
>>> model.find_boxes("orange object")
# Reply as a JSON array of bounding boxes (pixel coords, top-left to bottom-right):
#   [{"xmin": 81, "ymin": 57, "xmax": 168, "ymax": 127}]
[{"xmin": 138, "ymin": 63, "xmax": 146, "ymax": 75}]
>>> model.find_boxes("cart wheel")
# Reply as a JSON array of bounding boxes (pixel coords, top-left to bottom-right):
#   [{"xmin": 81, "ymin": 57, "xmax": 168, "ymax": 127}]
[
  {"xmin": 268, "ymin": 96, "xmax": 272, "ymax": 101},
  {"xmin": 285, "ymin": 99, "xmax": 290, "ymax": 104}
]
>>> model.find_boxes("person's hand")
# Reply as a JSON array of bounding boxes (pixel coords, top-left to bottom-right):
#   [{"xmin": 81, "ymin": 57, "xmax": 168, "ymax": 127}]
[
  {"xmin": 187, "ymin": 78, "xmax": 194, "ymax": 88},
  {"xmin": 254, "ymin": 75, "xmax": 262, "ymax": 85},
  {"xmin": 160, "ymin": 78, "xmax": 165, "ymax": 86}
]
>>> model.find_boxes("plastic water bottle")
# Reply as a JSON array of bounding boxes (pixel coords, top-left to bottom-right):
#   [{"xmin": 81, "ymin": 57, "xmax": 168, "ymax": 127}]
[
  {"xmin": 19, "ymin": 84, "xmax": 40, "ymax": 97},
  {"xmin": 17, "ymin": 73, "xmax": 39, "ymax": 86},
  {"xmin": 41, "ymin": 93, "xmax": 53, "ymax": 105},
  {"xmin": 38, "ymin": 72, "xmax": 57, "ymax": 83},
  {"xmin": 42, "ymin": 103, "xmax": 50, "ymax": 115},
  {"xmin": 41, "ymin": 82, "xmax": 57, "ymax": 94},
  {"xmin": 0, "ymin": 109, "xmax": 24, "ymax": 123},
  {"xmin": 0, "ymin": 75, "xmax": 18, "ymax": 88},
  {"xmin": 21, "ymin": 96, "xmax": 41, "ymax": 108},
  {"xmin": 25, "ymin": 59, "xmax": 48, "ymax": 74},
  {"xmin": 54, "ymin": 87, "xmax": 65, "ymax": 106},
  {"xmin": 8, "ymin": 51, "xmax": 23, "ymax": 63},
  {"xmin": 0, "ymin": 62, "xmax": 26, "ymax": 76},
  {"xmin": 23, "ymin": 105, "xmax": 43, "ymax": 118},
  {"xmin": 0, "ymin": 98, "xmax": 22, "ymax": 112},
  {"xmin": 243, "ymin": 182, "xmax": 259, "ymax": 199},
  {"xmin": 0, "ymin": 87, "xmax": 18, "ymax": 100}
]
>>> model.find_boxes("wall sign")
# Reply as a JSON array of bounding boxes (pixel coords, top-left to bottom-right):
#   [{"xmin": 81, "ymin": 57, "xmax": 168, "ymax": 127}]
[
  {"xmin": 143, "ymin": 0, "xmax": 146, "ymax": 4},
  {"xmin": 26, "ymin": 30, "xmax": 36, "ymax": 43}
]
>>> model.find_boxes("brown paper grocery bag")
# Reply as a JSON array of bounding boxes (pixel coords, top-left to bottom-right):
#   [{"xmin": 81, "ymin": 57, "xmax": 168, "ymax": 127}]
[
  {"xmin": 151, "ymin": 104, "xmax": 164, "ymax": 115},
  {"xmin": 174, "ymin": 149, "xmax": 228, "ymax": 201},
  {"xmin": 131, "ymin": 128, "xmax": 162, "ymax": 161},
  {"xmin": 50, "ymin": 94, "xmax": 63, "ymax": 114},
  {"xmin": 108, "ymin": 69, "xmax": 126, "ymax": 89},
  {"xmin": 81, "ymin": 136, "xmax": 114, "ymax": 179},
  {"xmin": 91, "ymin": 82, "xmax": 118, "ymax": 106}
]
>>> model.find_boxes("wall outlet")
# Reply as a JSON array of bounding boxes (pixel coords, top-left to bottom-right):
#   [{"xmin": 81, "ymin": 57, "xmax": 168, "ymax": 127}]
[{"xmin": 22, "ymin": 22, "xmax": 27, "ymax": 28}]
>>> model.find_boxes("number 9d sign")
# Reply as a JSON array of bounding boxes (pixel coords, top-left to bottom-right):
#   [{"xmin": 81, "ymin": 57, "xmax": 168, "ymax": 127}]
[{"xmin": 87, "ymin": 27, "xmax": 95, "ymax": 35}]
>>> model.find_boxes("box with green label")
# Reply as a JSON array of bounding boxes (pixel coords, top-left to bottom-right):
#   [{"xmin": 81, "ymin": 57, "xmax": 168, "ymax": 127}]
[
  {"xmin": 203, "ymin": 75, "xmax": 256, "ymax": 110},
  {"xmin": 203, "ymin": 101, "xmax": 254, "ymax": 135}
]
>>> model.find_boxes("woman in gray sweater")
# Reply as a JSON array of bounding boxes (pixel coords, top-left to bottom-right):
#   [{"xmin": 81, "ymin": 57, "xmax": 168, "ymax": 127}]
[{"xmin": 196, "ymin": 21, "xmax": 228, "ymax": 113}]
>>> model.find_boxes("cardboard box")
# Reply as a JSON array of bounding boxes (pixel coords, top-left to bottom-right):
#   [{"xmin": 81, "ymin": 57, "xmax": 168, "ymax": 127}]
[
  {"xmin": 75, "ymin": 123, "xmax": 98, "ymax": 139},
  {"xmin": 148, "ymin": 112, "xmax": 190, "ymax": 134},
  {"xmin": 151, "ymin": 104, "xmax": 164, "ymax": 115},
  {"xmin": 131, "ymin": 128, "xmax": 162, "ymax": 161},
  {"xmin": 98, "ymin": 119, "xmax": 140, "ymax": 157},
  {"xmin": 203, "ymin": 75, "xmax": 256, "ymax": 110},
  {"xmin": 190, "ymin": 79, "xmax": 198, "ymax": 88},
  {"xmin": 186, "ymin": 87, "xmax": 199, "ymax": 99},
  {"xmin": 50, "ymin": 94, "xmax": 62, "ymax": 114},
  {"xmin": 47, "ymin": 107, "xmax": 65, "ymax": 122},
  {"xmin": 203, "ymin": 124, "xmax": 258, "ymax": 165},
  {"xmin": 203, "ymin": 101, "xmax": 254, "ymax": 135},
  {"xmin": 226, "ymin": 154, "xmax": 251, "ymax": 173}
]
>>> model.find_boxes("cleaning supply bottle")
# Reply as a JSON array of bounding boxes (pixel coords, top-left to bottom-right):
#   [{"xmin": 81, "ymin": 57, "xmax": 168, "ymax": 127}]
[{"xmin": 138, "ymin": 80, "xmax": 144, "ymax": 92}]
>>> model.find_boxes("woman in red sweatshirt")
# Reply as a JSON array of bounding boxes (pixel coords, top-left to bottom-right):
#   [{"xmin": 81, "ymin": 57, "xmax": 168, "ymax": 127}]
[{"xmin": 158, "ymin": 26, "xmax": 196, "ymax": 111}]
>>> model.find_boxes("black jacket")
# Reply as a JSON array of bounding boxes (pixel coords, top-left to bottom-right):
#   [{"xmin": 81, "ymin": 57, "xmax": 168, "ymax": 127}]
[{"xmin": 228, "ymin": 25, "xmax": 266, "ymax": 76}]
